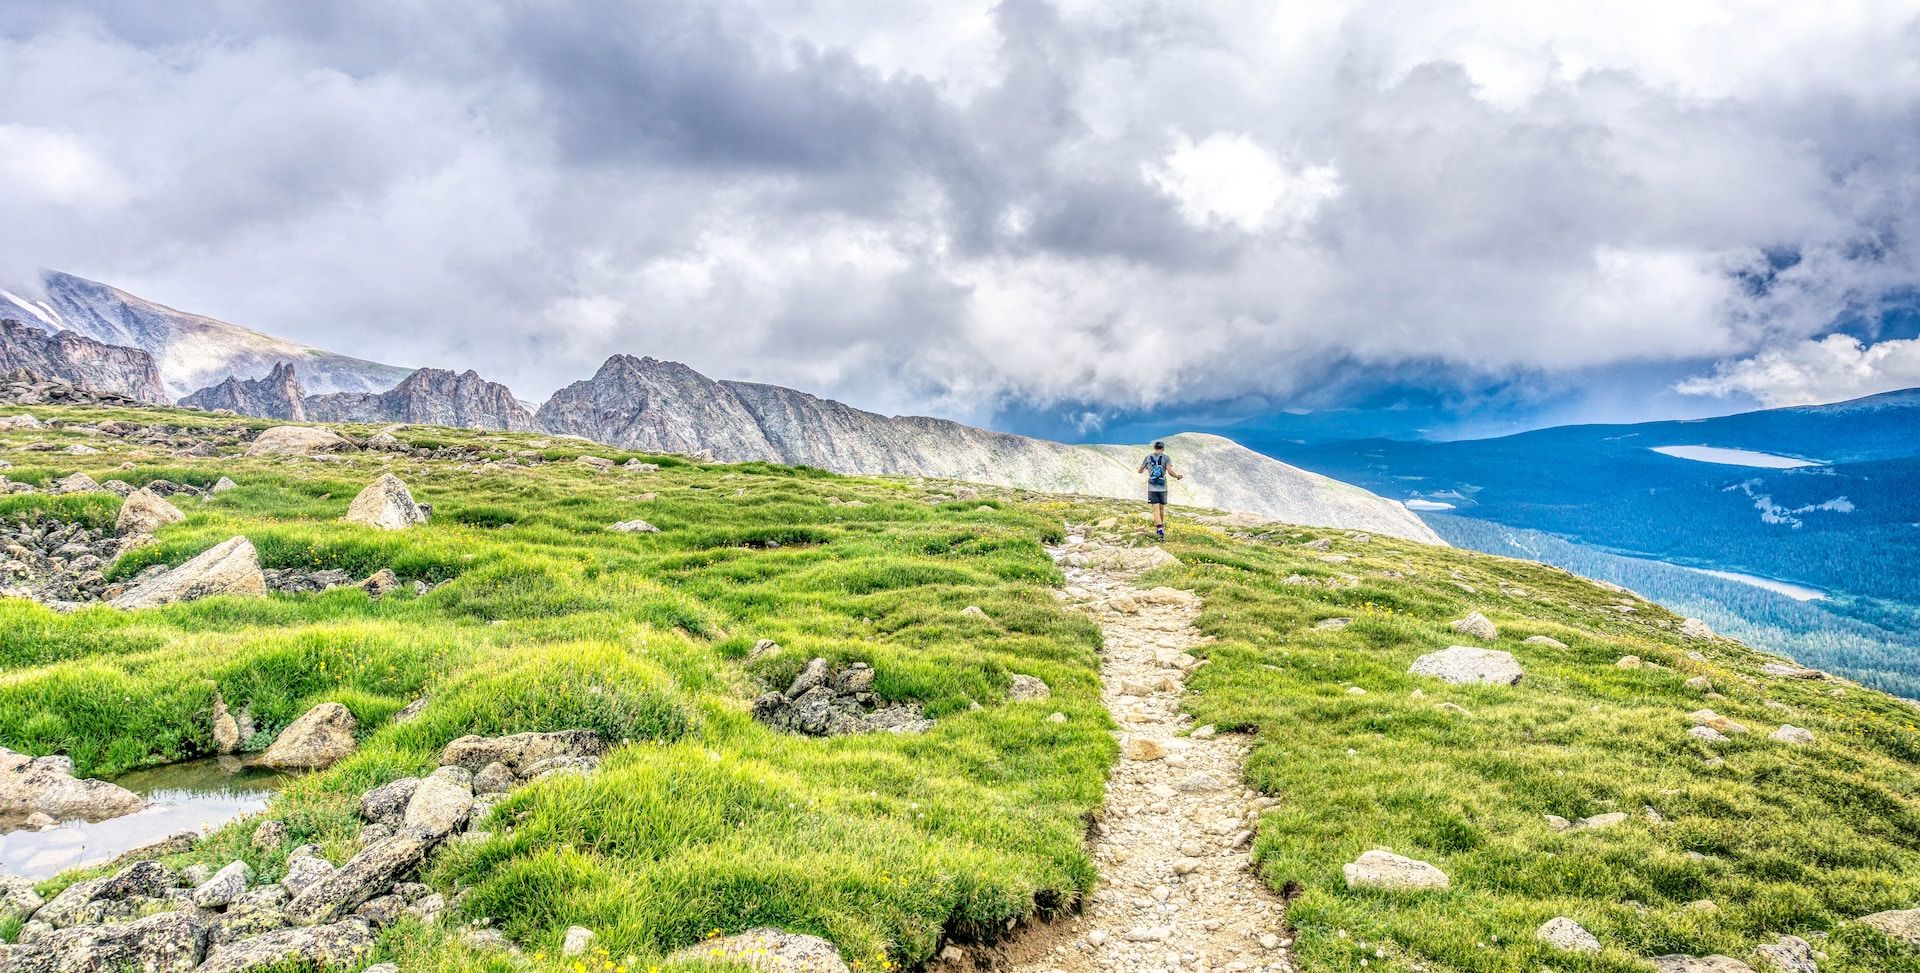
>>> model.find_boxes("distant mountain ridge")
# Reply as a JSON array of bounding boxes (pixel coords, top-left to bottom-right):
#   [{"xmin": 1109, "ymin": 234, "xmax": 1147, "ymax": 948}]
[
  {"xmin": 0, "ymin": 271, "xmax": 411, "ymax": 398},
  {"xmin": 0, "ymin": 274, "xmax": 1441, "ymax": 543},
  {"xmin": 537, "ymin": 354, "xmax": 1444, "ymax": 543}
]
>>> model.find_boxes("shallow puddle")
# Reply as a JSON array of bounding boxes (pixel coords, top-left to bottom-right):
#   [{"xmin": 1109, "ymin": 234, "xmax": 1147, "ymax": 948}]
[{"xmin": 0, "ymin": 757, "xmax": 290, "ymax": 880}]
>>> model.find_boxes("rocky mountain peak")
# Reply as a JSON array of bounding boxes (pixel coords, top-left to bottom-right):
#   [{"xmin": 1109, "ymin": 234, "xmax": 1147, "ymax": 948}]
[{"xmin": 180, "ymin": 362, "xmax": 308, "ymax": 420}]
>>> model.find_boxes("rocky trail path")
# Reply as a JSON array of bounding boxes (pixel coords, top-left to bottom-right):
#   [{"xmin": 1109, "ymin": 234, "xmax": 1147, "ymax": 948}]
[{"xmin": 984, "ymin": 530, "xmax": 1293, "ymax": 973}]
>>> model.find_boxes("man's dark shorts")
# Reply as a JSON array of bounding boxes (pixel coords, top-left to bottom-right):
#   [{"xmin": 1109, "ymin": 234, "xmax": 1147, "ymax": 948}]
[{"xmin": 1147, "ymin": 489, "xmax": 1168, "ymax": 505}]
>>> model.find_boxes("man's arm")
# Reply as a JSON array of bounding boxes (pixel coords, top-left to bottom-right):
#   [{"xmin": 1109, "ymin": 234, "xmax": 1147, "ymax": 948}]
[{"xmin": 1170, "ymin": 462, "xmax": 1184, "ymax": 480}]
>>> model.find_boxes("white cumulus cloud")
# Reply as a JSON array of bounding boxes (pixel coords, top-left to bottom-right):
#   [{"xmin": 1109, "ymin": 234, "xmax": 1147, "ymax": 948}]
[{"xmin": 1677, "ymin": 335, "xmax": 1920, "ymax": 407}]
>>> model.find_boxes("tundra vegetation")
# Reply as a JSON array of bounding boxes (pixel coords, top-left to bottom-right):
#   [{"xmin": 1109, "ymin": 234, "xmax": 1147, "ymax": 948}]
[{"xmin": 0, "ymin": 404, "xmax": 1917, "ymax": 973}]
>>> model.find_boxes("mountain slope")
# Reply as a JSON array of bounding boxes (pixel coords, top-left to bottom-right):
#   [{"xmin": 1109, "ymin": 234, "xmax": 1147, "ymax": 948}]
[
  {"xmin": 538, "ymin": 354, "xmax": 1443, "ymax": 543},
  {"xmin": 0, "ymin": 318, "xmax": 169, "ymax": 404},
  {"xmin": 0, "ymin": 271, "xmax": 411, "ymax": 398}
]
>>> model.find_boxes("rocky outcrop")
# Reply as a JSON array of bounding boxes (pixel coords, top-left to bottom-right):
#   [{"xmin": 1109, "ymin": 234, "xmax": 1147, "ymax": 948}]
[
  {"xmin": 437, "ymin": 730, "xmax": 608, "ymax": 775},
  {"xmin": 257, "ymin": 703, "xmax": 358, "ymax": 771},
  {"xmin": 2, "ymin": 911, "xmax": 208, "ymax": 972},
  {"xmin": 751, "ymin": 659, "xmax": 933, "ymax": 736},
  {"xmin": 305, "ymin": 368, "xmax": 538, "ymax": 432},
  {"xmin": 244, "ymin": 426, "xmax": 352, "ymax": 457},
  {"xmin": 1408, "ymin": 646, "xmax": 1525, "ymax": 686},
  {"xmin": 2, "ymin": 271, "xmax": 409, "ymax": 398},
  {"xmin": 1652, "ymin": 957, "xmax": 1758, "ymax": 973},
  {"xmin": 196, "ymin": 919, "xmax": 375, "ymax": 973},
  {"xmin": 0, "ymin": 746, "xmax": 144, "ymax": 825},
  {"xmin": 536, "ymin": 355, "xmax": 1444, "ymax": 543},
  {"xmin": 0, "ymin": 318, "xmax": 170, "ymax": 404},
  {"xmin": 180, "ymin": 363, "xmax": 308, "ymax": 421},
  {"xmin": 343, "ymin": 474, "xmax": 428, "ymax": 530},
  {"xmin": 110, "ymin": 536, "xmax": 269, "ymax": 610}
]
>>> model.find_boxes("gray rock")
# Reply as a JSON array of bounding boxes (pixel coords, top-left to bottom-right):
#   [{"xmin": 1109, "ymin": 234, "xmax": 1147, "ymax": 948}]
[
  {"xmin": 286, "ymin": 829, "xmax": 432, "ymax": 924},
  {"xmin": 343, "ymin": 473, "xmax": 428, "ymax": 530},
  {"xmin": 359, "ymin": 777, "xmax": 420, "ymax": 826},
  {"xmin": 0, "ymin": 875, "xmax": 45, "ymax": 921},
  {"xmin": 353, "ymin": 894, "xmax": 408, "ymax": 927},
  {"xmin": 664, "ymin": 927, "xmax": 851, "ymax": 973},
  {"xmin": 472, "ymin": 761, "xmax": 515, "ymax": 794},
  {"xmin": 1007, "ymin": 674, "xmax": 1051, "ymax": 701},
  {"xmin": 1523, "ymin": 634, "xmax": 1569, "ymax": 649},
  {"xmin": 1449, "ymin": 612, "xmax": 1499, "ymax": 640},
  {"xmin": 438, "ymin": 730, "xmax": 609, "ymax": 775},
  {"xmin": 1679, "ymin": 617, "xmax": 1716, "ymax": 640},
  {"xmin": 109, "ymin": 536, "xmax": 268, "ymax": 609},
  {"xmin": 1772, "ymin": 725, "xmax": 1816, "ymax": 745},
  {"xmin": 1535, "ymin": 916, "xmax": 1600, "ymax": 952},
  {"xmin": 608, "ymin": 519, "xmax": 659, "ymax": 533},
  {"xmin": 2, "ymin": 910, "xmax": 207, "ymax": 973},
  {"xmin": 563, "ymin": 926, "xmax": 595, "ymax": 956},
  {"xmin": 196, "ymin": 918, "xmax": 375, "ymax": 973},
  {"xmin": 192, "ymin": 860, "xmax": 253, "ymax": 908},
  {"xmin": 1861, "ymin": 908, "xmax": 1920, "ymax": 945},
  {"xmin": 211, "ymin": 885, "xmax": 292, "ymax": 944},
  {"xmin": 1342, "ymin": 849, "xmax": 1449, "ymax": 891},
  {"xmin": 402, "ymin": 767, "xmax": 474, "ymax": 837},
  {"xmin": 250, "ymin": 818, "xmax": 288, "ymax": 851},
  {"xmin": 1652, "ymin": 957, "xmax": 1758, "ymax": 973},
  {"xmin": 281, "ymin": 856, "xmax": 336, "ymax": 897},
  {"xmin": 257, "ymin": 702, "xmax": 358, "ymax": 770},
  {"xmin": 115, "ymin": 488, "xmax": 185, "ymax": 537},
  {"xmin": 1754, "ymin": 935, "xmax": 1818, "ymax": 973},
  {"xmin": 1408, "ymin": 646, "xmax": 1524, "ymax": 686}
]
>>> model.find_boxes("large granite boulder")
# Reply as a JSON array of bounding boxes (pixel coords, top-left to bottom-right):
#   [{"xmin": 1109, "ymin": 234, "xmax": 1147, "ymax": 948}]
[
  {"xmin": 401, "ymin": 767, "xmax": 474, "ymax": 838},
  {"xmin": 257, "ymin": 703, "xmax": 358, "ymax": 771},
  {"xmin": 1408, "ymin": 646, "xmax": 1524, "ymax": 686},
  {"xmin": 0, "ymin": 746, "xmax": 143, "ymax": 824},
  {"xmin": 109, "ymin": 536, "xmax": 268, "ymax": 610},
  {"xmin": 244, "ymin": 426, "xmax": 352, "ymax": 457},
  {"xmin": 343, "ymin": 473, "xmax": 428, "ymax": 531}
]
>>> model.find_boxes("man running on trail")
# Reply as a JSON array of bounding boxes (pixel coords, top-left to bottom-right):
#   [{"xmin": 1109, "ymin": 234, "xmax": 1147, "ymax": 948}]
[{"xmin": 1139, "ymin": 440, "xmax": 1184, "ymax": 541}]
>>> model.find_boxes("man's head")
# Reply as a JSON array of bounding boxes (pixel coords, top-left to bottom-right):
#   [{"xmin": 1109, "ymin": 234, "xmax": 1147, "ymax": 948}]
[{"xmin": 1153, "ymin": 441, "xmax": 1165, "ymax": 451}]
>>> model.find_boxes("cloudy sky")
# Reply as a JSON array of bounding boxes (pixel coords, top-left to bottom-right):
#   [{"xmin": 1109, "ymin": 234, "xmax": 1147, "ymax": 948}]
[{"xmin": 4, "ymin": 1, "xmax": 1920, "ymax": 438}]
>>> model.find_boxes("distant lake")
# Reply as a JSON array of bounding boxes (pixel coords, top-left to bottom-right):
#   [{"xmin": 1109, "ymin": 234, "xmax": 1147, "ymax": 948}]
[
  {"xmin": 1679, "ymin": 566, "xmax": 1828, "ymax": 602},
  {"xmin": 1649, "ymin": 445, "xmax": 1827, "ymax": 469}
]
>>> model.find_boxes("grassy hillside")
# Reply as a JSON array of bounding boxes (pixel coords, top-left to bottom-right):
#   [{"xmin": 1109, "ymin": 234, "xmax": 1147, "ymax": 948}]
[{"xmin": 2, "ymin": 405, "xmax": 1918, "ymax": 973}]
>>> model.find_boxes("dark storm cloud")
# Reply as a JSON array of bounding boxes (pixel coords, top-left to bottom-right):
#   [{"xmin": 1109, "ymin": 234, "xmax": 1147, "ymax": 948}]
[{"xmin": 4, "ymin": 1, "xmax": 1920, "ymax": 418}]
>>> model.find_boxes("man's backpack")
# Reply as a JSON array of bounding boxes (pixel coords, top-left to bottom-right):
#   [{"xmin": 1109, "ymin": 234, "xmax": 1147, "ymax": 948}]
[{"xmin": 1145, "ymin": 453, "xmax": 1169, "ymax": 487}]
